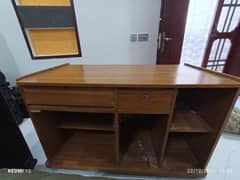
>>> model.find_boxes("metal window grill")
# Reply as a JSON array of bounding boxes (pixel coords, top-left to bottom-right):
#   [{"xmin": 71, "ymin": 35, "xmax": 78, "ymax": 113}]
[{"xmin": 203, "ymin": 0, "xmax": 240, "ymax": 72}]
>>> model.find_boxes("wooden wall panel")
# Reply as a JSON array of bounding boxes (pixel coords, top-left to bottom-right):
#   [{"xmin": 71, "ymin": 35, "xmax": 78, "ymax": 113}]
[
  {"xmin": 19, "ymin": 0, "xmax": 71, "ymax": 6},
  {"xmin": 28, "ymin": 29, "xmax": 79, "ymax": 56},
  {"xmin": 13, "ymin": 0, "xmax": 81, "ymax": 58}
]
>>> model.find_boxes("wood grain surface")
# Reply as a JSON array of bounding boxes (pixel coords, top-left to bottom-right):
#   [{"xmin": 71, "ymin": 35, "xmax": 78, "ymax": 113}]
[{"xmin": 17, "ymin": 64, "xmax": 240, "ymax": 88}]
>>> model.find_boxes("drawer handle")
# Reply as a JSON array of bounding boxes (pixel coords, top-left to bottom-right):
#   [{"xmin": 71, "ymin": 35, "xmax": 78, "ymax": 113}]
[{"xmin": 143, "ymin": 94, "xmax": 151, "ymax": 101}]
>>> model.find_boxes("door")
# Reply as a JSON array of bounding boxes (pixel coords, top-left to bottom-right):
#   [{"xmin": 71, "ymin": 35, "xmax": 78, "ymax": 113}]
[
  {"xmin": 156, "ymin": 0, "xmax": 189, "ymax": 64},
  {"xmin": 202, "ymin": 0, "xmax": 240, "ymax": 76}
]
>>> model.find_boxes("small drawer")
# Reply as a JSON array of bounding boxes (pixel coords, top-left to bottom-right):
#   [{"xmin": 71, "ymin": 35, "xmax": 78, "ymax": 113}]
[
  {"xmin": 23, "ymin": 87, "xmax": 115, "ymax": 107},
  {"xmin": 117, "ymin": 89, "xmax": 176, "ymax": 114}
]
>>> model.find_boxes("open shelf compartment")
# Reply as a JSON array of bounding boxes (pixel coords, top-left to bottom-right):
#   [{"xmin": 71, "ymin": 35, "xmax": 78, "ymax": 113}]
[
  {"xmin": 118, "ymin": 114, "xmax": 169, "ymax": 168},
  {"xmin": 57, "ymin": 112, "xmax": 115, "ymax": 132},
  {"xmin": 163, "ymin": 134, "xmax": 200, "ymax": 169},
  {"xmin": 48, "ymin": 131, "xmax": 116, "ymax": 167},
  {"xmin": 47, "ymin": 130, "xmax": 203, "ymax": 176},
  {"xmin": 170, "ymin": 95, "xmax": 213, "ymax": 133}
]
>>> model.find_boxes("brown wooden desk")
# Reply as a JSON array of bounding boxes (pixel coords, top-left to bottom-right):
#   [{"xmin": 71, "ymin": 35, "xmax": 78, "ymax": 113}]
[{"xmin": 17, "ymin": 63, "xmax": 240, "ymax": 178}]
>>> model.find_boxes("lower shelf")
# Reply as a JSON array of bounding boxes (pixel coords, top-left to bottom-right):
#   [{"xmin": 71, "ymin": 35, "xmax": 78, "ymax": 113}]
[
  {"xmin": 163, "ymin": 135, "xmax": 199, "ymax": 169},
  {"xmin": 58, "ymin": 113, "xmax": 114, "ymax": 132},
  {"xmin": 58, "ymin": 119, "xmax": 114, "ymax": 131},
  {"xmin": 49, "ymin": 131, "xmax": 116, "ymax": 165},
  {"xmin": 47, "ymin": 132, "xmax": 204, "ymax": 177}
]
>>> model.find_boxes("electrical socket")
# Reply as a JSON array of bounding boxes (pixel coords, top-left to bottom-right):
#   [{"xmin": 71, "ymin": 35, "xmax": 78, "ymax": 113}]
[
  {"xmin": 138, "ymin": 33, "xmax": 149, "ymax": 42},
  {"xmin": 130, "ymin": 34, "xmax": 138, "ymax": 42}
]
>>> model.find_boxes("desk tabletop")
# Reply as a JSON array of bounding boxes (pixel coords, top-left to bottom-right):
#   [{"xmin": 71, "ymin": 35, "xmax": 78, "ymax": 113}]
[{"xmin": 17, "ymin": 63, "xmax": 240, "ymax": 88}]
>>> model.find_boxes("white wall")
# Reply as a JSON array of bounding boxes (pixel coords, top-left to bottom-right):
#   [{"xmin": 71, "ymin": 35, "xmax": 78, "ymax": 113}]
[
  {"xmin": 0, "ymin": 34, "xmax": 20, "ymax": 86},
  {"xmin": 0, "ymin": 0, "xmax": 161, "ymax": 76}
]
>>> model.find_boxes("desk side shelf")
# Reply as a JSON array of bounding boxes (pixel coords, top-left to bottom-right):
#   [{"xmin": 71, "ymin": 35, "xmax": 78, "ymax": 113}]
[{"xmin": 171, "ymin": 103, "xmax": 213, "ymax": 133}]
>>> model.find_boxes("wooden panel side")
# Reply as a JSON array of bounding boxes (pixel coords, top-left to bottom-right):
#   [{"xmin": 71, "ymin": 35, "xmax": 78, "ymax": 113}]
[
  {"xmin": 19, "ymin": 87, "xmax": 66, "ymax": 159},
  {"xmin": 114, "ymin": 112, "xmax": 120, "ymax": 162},
  {"xmin": 181, "ymin": 88, "xmax": 239, "ymax": 168},
  {"xmin": 157, "ymin": 89, "xmax": 177, "ymax": 164},
  {"xmin": 185, "ymin": 63, "xmax": 240, "ymax": 82},
  {"xmin": 30, "ymin": 111, "xmax": 66, "ymax": 159},
  {"xmin": 17, "ymin": 63, "xmax": 69, "ymax": 81},
  {"xmin": 151, "ymin": 117, "xmax": 168, "ymax": 165}
]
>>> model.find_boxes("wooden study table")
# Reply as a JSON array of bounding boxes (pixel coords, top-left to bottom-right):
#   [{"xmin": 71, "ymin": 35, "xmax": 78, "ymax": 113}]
[{"xmin": 17, "ymin": 63, "xmax": 240, "ymax": 178}]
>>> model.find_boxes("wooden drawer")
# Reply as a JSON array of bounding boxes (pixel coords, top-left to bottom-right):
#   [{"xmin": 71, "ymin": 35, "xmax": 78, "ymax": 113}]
[
  {"xmin": 23, "ymin": 87, "xmax": 115, "ymax": 107},
  {"xmin": 117, "ymin": 89, "xmax": 176, "ymax": 114}
]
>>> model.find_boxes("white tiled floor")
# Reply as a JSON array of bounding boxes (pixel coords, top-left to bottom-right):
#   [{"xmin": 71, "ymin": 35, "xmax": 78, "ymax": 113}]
[{"xmin": 19, "ymin": 98, "xmax": 240, "ymax": 180}]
